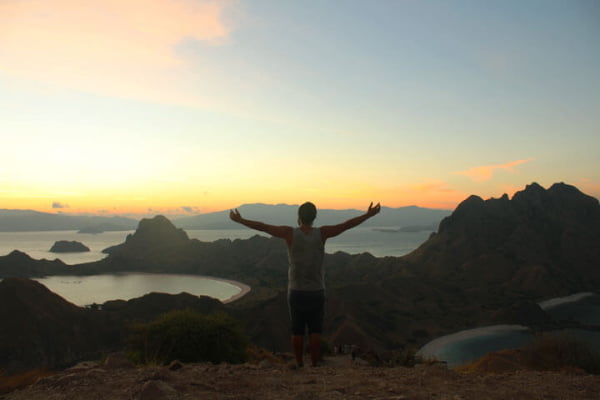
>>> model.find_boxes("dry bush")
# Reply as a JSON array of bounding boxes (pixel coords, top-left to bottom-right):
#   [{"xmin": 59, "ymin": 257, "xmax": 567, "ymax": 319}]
[
  {"xmin": 521, "ymin": 333, "xmax": 600, "ymax": 374},
  {"xmin": 0, "ymin": 369, "xmax": 54, "ymax": 394}
]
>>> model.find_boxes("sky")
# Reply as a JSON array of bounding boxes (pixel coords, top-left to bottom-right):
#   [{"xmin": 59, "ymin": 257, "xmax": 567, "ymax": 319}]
[{"xmin": 1, "ymin": 0, "xmax": 599, "ymax": 217}]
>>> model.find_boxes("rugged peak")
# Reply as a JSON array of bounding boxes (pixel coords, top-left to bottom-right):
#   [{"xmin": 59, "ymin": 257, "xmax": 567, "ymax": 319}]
[
  {"xmin": 511, "ymin": 182, "xmax": 546, "ymax": 202},
  {"xmin": 103, "ymin": 215, "xmax": 189, "ymax": 255},
  {"xmin": 132, "ymin": 215, "xmax": 189, "ymax": 244},
  {"xmin": 136, "ymin": 215, "xmax": 186, "ymax": 236},
  {"xmin": 6, "ymin": 249, "xmax": 33, "ymax": 260},
  {"xmin": 548, "ymin": 182, "xmax": 600, "ymax": 206},
  {"xmin": 455, "ymin": 195, "xmax": 485, "ymax": 212}
]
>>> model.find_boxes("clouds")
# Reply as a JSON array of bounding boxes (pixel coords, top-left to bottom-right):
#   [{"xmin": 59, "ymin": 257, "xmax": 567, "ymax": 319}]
[
  {"xmin": 0, "ymin": 0, "xmax": 233, "ymax": 103},
  {"xmin": 52, "ymin": 201, "xmax": 69, "ymax": 209},
  {"xmin": 181, "ymin": 206, "xmax": 200, "ymax": 214},
  {"xmin": 455, "ymin": 159, "xmax": 534, "ymax": 182}
]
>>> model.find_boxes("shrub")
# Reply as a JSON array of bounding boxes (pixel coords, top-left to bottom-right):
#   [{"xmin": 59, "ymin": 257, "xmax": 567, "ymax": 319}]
[
  {"xmin": 128, "ymin": 310, "xmax": 249, "ymax": 365},
  {"xmin": 0, "ymin": 369, "xmax": 54, "ymax": 394},
  {"xmin": 521, "ymin": 333, "xmax": 600, "ymax": 374}
]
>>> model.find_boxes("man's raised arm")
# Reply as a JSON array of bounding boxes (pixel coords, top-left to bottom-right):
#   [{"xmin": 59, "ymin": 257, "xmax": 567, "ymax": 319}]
[
  {"xmin": 320, "ymin": 202, "xmax": 381, "ymax": 241},
  {"xmin": 229, "ymin": 209, "xmax": 293, "ymax": 246}
]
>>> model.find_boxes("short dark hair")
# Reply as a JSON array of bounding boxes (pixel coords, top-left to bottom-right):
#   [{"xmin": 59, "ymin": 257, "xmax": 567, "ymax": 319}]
[{"xmin": 298, "ymin": 202, "xmax": 317, "ymax": 225}]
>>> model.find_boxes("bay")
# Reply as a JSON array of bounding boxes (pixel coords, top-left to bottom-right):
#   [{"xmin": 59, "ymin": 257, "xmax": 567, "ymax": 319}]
[
  {"xmin": 32, "ymin": 273, "xmax": 246, "ymax": 307},
  {"xmin": 0, "ymin": 227, "xmax": 432, "ymax": 265},
  {"xmin": 417, "ymin": 293, "xmax": 600, "ymax": 366},
  {"xmin": 0, "ymin": 227, "xmax": 430, "ymax": 306}
]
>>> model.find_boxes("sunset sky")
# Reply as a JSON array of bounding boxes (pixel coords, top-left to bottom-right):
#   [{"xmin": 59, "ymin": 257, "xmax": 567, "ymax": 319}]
[{"xmin": 1, "ymin": 0, "xmax": 599, "ymax": 217}]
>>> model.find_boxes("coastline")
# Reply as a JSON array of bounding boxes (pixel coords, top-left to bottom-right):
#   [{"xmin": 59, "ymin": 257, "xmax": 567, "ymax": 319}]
[{"xmin": 215, "ymin": 277, "xmax": 251, "ymax": 304}]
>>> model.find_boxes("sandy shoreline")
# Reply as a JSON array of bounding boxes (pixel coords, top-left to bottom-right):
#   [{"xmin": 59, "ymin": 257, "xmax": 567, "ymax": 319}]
[{"xmin": 215, "ymin": 277, "xmax": 251, "ymax": 304}]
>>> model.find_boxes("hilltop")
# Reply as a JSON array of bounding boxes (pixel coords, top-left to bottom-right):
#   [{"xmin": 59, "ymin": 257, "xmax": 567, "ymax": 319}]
[{"xmin": 4, "ymin": 358, "xmax": 600, "ymax": 400}]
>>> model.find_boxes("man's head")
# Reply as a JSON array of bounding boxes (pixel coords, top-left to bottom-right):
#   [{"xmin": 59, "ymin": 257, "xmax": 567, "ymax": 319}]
[{"xmin": 298, "ymin": 202, "xmax": 317, "ymax": 226}]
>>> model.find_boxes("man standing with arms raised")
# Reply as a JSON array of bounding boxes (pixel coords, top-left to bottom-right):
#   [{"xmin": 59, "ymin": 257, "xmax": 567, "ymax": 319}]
[{"xmin": 230, "ymin": 201, "xmax": 381, "ymax": 367}]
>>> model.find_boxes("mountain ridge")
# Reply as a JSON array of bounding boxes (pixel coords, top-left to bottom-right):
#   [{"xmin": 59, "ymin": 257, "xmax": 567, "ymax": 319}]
[{"xmin": 1, "ymin": 181, "xmax": 599, "ymax": 373}]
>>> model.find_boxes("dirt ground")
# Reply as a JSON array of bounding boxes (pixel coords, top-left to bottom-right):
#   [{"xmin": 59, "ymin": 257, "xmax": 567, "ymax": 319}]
[{"xmin": 3, "ymin": 355, "xmax": 600, "ymax": 400}]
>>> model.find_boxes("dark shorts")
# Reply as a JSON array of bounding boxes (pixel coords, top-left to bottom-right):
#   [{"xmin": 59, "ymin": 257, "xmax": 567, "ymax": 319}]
[{"xmin": 288, "ymin": 289, "xmax": 325, "ymax": 335}]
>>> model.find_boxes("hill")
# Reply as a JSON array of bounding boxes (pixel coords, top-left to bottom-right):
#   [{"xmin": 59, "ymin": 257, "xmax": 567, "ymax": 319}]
[
  {"xmin": 1, "ymin": 182, "xmax": 599, "ymax": 372},
  {"xmin": 405, "ymin": 182, "xmax": 600, "ymax": 298},
  {"xmin": 0, "ymin": 278, "xmax": 228, "ymax": 373}
]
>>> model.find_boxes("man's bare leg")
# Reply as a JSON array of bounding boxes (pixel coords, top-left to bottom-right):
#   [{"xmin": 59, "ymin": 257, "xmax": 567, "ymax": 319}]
[
  {"xmin": 292, "ymin": 335, "xmax": 304, "ymax": 367},
  {"xmin": 310, "ymin": 333, "xmax": 321, "ymax": 366}
]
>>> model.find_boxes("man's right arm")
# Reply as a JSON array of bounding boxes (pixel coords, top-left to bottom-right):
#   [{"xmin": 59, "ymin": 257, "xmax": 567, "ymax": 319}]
[
  {"xmin": 320, "ymin": 202, "xmax": 381, "ymax": 242},
  {"xmin": 229, "ymin": 209, "xmax": 293, "ymax": 246}
]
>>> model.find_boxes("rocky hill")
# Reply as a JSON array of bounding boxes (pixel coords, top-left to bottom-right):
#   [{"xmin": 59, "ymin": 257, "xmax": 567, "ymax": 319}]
[
  {"xmin": 0, "ymin": 182, "xmax": 599, "ymax": 373},
  {"xmin": 405, "ymin": 182, "xmax": 600, "ymax": 298},
  {"xmin": 0, "ymin": 278, "xmax": 227, "ymax": 373},
  {"xmin": 0, "ymin": 278, "xmax": 113, "ymax": 372}
]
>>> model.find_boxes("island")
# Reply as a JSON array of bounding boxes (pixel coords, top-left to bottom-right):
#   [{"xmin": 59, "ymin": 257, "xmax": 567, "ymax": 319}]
[{"xmin": 50, "ymin": 240, "xmax": 91, "ymax": 253}]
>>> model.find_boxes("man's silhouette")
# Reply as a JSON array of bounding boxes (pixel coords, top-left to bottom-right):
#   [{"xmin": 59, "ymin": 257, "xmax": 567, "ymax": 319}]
[{"xmin": 230, "ymin": 201, "xmax": 381, "ymax": 367}]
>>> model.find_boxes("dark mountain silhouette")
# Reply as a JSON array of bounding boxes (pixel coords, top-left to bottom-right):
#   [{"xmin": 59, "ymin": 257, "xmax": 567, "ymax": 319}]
[
  {"xmin": 0, "ymin": 209, "xmax": 137, "ymax": 232},
  {"xmin": 1, "ymin": 182, "xmax": 599, "ymax": 371},
  {"xmin": 173, "ymin": 203, "xmax": 450, "ymax": 230},
  {"xmin": 0, "ymin": 278, "xmax": 228, "ymax": 373},
  {"xmin": 405, "ymin": 182, "xmax": 600, "ymax": 298},
  {"xmin": 0, "ymin": 278, "xmax": 115, "ymax": 372},
  {"xmin": 0, "ymin": 250, "xmax": 73, "ymax": 278}
]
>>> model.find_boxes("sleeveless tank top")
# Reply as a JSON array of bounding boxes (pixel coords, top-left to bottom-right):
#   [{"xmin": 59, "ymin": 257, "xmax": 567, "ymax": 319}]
[{"xmin": 287, "ymin": 227, "xmax": 325, "ymax": 291}]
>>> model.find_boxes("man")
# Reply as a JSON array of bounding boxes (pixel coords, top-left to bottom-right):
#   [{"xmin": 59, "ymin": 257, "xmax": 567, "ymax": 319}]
[{"xmin": 229, "ymin": 201, "xmax": 381, "ymax": 367}]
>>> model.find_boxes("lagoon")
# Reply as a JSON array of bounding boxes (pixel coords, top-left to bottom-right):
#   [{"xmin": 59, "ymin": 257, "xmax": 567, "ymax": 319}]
[
  {"xmin": 32, "ymin": 273, "xmax": 248, "ymax": 306},
  {"xmin": 417, "ymin": 293, "xmax": 600, "ymax": 366}
]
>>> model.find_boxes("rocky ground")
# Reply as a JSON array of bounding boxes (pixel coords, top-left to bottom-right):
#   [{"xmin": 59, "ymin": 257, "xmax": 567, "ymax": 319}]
[{"xmin": 3, "ymin": 354, "xmax": 600, "ymax": 400}]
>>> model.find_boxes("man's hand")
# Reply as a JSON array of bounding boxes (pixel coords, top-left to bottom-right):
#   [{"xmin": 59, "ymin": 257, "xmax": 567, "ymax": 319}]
[
  {"xmin": 229, "ymin": 209, "xmax": 243, "ymax": 223},
  {"xmin": 366, "ymin": 202, "xmax": 381, "ymax": 218}
]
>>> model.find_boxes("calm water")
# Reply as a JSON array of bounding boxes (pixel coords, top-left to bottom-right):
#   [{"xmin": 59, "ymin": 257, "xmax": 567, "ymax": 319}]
[
  {"xmin": 33, "ymin": 273, "xmax": 243, "ymax": 306},
  {"xmin": 0, "ymin": 227, "xmax": 429, "ymax": 305},
  {"xmin": 0, "ymin": 227, "xmax": 431, "ymax": 265},
  {"xmin": 418, "ymin": 293, "xmax": 600, "ymax": 366},
  {"xmin": 417, "ymin": 325, "xmax": 533, "ymax": 367}
]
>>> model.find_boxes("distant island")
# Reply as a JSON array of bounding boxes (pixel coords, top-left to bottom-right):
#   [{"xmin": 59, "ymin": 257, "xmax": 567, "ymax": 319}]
[{"xmin": 49, "ymin": 240, "xmax": 90, "ymax": 253}]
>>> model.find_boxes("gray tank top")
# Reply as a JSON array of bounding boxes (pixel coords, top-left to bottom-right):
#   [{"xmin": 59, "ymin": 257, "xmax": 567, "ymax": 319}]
[{"xmin": 287, "ymin": 227, "xmax": 325, "ymax": 291}]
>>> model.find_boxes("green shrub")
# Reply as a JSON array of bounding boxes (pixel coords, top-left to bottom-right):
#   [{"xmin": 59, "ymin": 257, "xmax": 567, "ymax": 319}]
[{"xmin": 128, "ymin": 310, "xmax": 249, "ymax": 365}]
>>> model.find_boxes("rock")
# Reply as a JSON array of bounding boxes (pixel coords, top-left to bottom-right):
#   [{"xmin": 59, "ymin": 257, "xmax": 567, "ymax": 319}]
[
  {"xmin": 104, "ymin": 352, "xmax": 134, "ymax": 369},
  {"xmin": 138, "ymin": 380, "xmax": 179, "ymax": 400},
  {"xmin": 168, "ymin": 360, "xmax": 184, "ymax": 371},
  {"xmin": 66, "ymin": 361, "xmax": 100, "ymax": 372},
  {"xmin": 258, "ymin": 359, "xmax": 273, "ymax": 369},
  {"xmin": 50, "ymin": 240, "xmax": 90, "ymax": 253}
]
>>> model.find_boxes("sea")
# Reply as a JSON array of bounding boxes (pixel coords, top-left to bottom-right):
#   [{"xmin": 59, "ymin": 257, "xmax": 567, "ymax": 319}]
[{"xmin": 0, "ymin": 227, "xmax": 430, "ymax": 305}]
